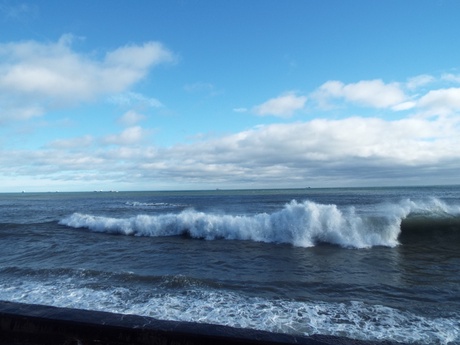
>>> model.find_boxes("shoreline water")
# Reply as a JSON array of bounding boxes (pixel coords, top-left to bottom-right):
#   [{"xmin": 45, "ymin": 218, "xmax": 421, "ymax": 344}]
[{"xmin": 0, "ymin": 301, "xmax": 407, "ymax": 345}]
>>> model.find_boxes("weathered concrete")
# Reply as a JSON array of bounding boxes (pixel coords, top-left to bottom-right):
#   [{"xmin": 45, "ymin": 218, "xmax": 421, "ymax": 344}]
[{"xmin": 0, "ymin": 301, "xmax": 404, "ymax": 345}]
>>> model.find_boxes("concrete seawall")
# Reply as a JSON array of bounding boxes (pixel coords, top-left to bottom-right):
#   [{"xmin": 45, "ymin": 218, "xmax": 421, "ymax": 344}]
[{"xmin": 0, "ymin": 301, "xmax": 404, "ymax": 345}]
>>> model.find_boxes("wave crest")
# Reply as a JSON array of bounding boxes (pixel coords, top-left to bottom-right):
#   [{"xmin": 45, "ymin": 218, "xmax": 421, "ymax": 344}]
[{"xmin": 60, "ymin": 200, "xmax": 406, "ymax": 248}]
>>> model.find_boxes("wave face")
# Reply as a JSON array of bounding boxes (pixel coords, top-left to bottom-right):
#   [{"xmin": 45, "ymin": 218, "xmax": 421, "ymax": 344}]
[{"xmin": 59, "ymin": 198, "xmax": 460, "ymax": 249}]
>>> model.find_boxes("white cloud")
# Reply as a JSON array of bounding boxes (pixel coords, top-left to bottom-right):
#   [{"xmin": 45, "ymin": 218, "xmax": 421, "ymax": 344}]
[
  {"xmin": 142, "ymin": 116, "xmax": 459, "ymax": 187},
  {"xmin": 392, "ymin": 101, "xmax": 416, "ymax": 111},
  {"xmin": 417, "ymin": 87, "xmax": 460, "ymax": 115},
  {"xmin": 233, "ymin": 107, "xmax": 248, "ymax": 113},
  {"xmin": 4, "ymin": 114, "xmax": 457, "ymax": 191},
  {"xmin": 314, "ymin": 79, "xmax": 406, "ymax": 109},
  {"xmin": 3, "ymin": 69, "xmax": 460, "ymax": 191},
  {"xmin": 0, "ymin": 35, "xmax": 174, "ymax": 122},
  {"xmin": 191, "ymin": 117, "xmax": 455, "ymax": 164},
  {"xmin": 253, "ymin": 92, "xmax": 307, "ymax": 117},
  {"xmin": 103, "ymin": 126, "xmax": 150, "ymax": 146},
  {"xmin": 406, "ymin": 74, "xmax": 435, "ymax": 90},
  {"xmin": 117, "ymin": 110, "xmax": 147, "ymax": 126}
]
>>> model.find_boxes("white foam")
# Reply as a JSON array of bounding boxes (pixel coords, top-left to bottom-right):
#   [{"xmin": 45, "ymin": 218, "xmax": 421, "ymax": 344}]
[
  {"xmin": 60, "ymin": 201, "xmax": 386, "ymax": 248},
  {"xmin": 60, "ymin": 198, "xmax": 460, "ymax": 249},
  {"xmin": 1, "ymin": 278, "xmax": 458, "ymax": 345},
  {"xmin": 401, "ymin": 197, "xmax": 460, "ymax": 218},
  {"xmin": 125, "ymin": 201, "xmax": 187, "ymax": 208}
]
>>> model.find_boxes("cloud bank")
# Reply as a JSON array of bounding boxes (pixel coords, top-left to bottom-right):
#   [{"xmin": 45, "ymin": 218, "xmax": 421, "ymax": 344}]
[{"xmin": 2, "ymin": 113, "xmax": 459, "ymax": 190}]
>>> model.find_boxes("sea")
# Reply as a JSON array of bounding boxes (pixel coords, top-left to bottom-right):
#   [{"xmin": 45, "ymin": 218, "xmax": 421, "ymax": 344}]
[{"xmin": 0, "ymin": 186, "xmax": 459, "ymax": 344}]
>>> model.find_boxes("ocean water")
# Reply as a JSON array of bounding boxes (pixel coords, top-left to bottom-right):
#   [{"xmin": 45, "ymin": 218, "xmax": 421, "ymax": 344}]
[{"xmin": 0, "ymin": 186, "xmax": 459, "ymax": 344}]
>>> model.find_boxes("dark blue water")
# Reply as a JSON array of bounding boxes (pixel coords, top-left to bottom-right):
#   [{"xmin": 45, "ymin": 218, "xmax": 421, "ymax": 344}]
[{"xmin": 0, "ymin": 187, "xmax": 459, "ymax": 344}]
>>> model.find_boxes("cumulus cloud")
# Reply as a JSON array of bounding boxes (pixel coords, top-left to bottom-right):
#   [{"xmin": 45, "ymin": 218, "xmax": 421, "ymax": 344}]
[
  {"xmin": 310, "ymin": 75, "xmax": 460, "ymax": 116},
  {"xmin": 105, "ymin": 42, "xmax": 172, "ymax": 69},
  {"xmin": 314, "ymin": 79, "xmax": 406, "ymax": 109},
  {"xmin": 103, "ymin": 126, "xmax": 150, "ymax": 146},
  {"xmin": 3, "ymin": 115, "xmax": 458, "ymax": 190},
  {"xmin": 253, "ymin": 92, "xmax": 307, "ymax": 117},
  {"xmin": 392, "ymin": 101, "xmax": 416, "ymax": 111},
  {"xmin": 0, "ymin": 35, "xmax": 174, "ymax": 122},
  {"xmin": 417, "ymin": 87, "xmax": 460, "ymax": 116},
  {"xmin": 127, "ymin": 116, "xmax": 460, "ymax": 187},
  {"xmin": 180, "ymin": 117, "xmax": 456, "ymax": 166}
]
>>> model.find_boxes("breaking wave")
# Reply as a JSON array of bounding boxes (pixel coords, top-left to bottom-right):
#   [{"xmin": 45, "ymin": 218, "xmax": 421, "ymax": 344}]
[{"xmin": 59, "ymin": 198, "xmax": 460, "ymax": 249}]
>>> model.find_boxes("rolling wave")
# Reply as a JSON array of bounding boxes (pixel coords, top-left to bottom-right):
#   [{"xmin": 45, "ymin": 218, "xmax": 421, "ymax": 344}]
[{"xmin": 59, "ymin": 198, "xmax": 460, "ymax": 249}]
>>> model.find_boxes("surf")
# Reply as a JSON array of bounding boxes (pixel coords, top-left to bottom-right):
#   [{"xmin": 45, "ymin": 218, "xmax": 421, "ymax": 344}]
[
  {"xmin": 1, "ymin": 271, "xmax": 458, "ymax": 345},
  {"xmin": 59, "ymin": 198, "xmax": 459, "ymax": 249}
]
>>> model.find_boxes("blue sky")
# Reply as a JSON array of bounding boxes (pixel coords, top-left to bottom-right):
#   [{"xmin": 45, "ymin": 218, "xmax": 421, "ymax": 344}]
[{"xmin": 1, "ymin": 0, "xmax": 460, "ymax": 192}]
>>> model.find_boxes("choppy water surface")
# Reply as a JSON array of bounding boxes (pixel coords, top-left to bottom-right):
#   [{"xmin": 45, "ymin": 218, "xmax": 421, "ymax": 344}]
[{"xmin": 0, "ymin": 186, "xmax": 459, "ymax": 344}]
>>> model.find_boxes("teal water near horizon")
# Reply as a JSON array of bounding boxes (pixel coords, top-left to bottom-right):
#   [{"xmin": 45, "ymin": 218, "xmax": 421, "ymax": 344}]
[{"xmin": 1, "ymin": 186, "xmax": 459, "ymax": 344}]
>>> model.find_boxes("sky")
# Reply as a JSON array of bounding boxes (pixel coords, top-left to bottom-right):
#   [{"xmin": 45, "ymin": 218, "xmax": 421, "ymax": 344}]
[{"xmin": 1, "ymin": 0, "xmax": 460, "ymax": 192}]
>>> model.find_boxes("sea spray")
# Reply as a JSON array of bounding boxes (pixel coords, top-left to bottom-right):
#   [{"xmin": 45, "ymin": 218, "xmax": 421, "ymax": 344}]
[{"xmin": 60, "ymin": 199, "xmax": 404, "ymax": 248}]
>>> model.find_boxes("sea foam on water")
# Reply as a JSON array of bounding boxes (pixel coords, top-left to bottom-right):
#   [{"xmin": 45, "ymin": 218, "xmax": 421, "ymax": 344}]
[{"xmin": 1, "ymin": 274, "xmax": 458, "ymax": 345}]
